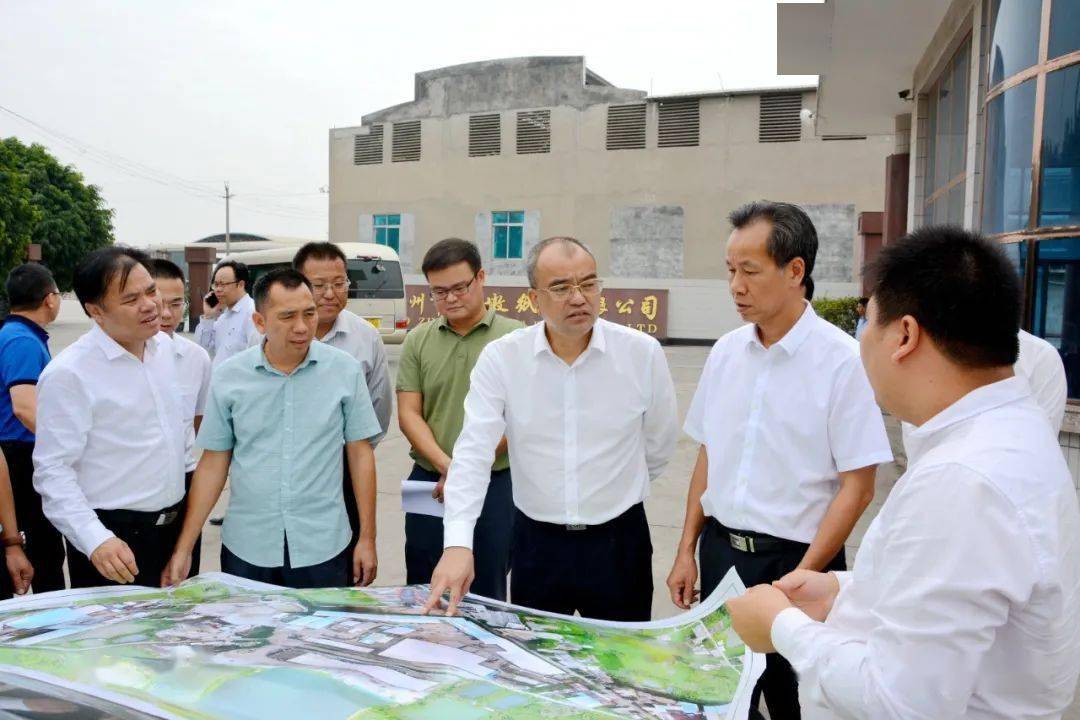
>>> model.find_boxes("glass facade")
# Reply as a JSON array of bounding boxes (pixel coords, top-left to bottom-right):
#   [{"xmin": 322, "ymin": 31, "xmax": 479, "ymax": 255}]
[
  {"xmin": 982, "ymin": 79, "xmax": 1037, "ymax": 234},
  {"xmin": 988, "ymin": 0, "xmax": 1042, "ymax": 85},
  {"xmin": 1030, "ymin": 238, "xmax": 1080, "ymax": 395},
  {"xmin": 980, "ymin": 0, "xmax": 1080, "ymax": 398},
  {"xmin": 924, "ymin": 39, "xmax": 972, "ymax": 225},
  {"xmin": 1040, "ymin": 63, "xmax": 1080, "ymax": 227}
]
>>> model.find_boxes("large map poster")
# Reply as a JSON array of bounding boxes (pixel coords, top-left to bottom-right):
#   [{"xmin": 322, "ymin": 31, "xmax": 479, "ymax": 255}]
[{"xmin": 0, "ymin": 569, "xmax": 763, "ymax": 719}]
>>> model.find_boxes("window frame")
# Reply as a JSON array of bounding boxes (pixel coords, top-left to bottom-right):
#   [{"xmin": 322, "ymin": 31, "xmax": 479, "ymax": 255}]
[
  {"xmin": 491, "ymin": 210, "xmax": 525, "ymax": 260},
  {"xmin": 373, "ymin": 214, "xmax": 401, "ymax": 253}
]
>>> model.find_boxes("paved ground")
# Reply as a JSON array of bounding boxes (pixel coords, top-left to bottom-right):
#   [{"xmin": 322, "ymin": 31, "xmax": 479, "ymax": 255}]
[{"xmin": 42, "ymin": 299, "xmax": 1080, "ymax": 715}]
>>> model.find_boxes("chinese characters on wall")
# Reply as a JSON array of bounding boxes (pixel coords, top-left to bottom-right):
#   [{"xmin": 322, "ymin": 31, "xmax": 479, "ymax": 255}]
[{"xmin": 406, "ymin": 285, "xmax": 670, "ymax": 340}]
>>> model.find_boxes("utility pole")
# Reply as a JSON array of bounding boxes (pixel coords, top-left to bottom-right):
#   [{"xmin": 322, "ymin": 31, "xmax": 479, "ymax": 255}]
[{"xmin": 223, "ymin": 181, "xmax": 232, "ymax": 256}]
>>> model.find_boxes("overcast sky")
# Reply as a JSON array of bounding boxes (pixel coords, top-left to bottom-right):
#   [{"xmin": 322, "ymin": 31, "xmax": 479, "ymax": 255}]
[{"xmin": 0, "ymin": 1, "xmax": 817, "ymax": 248}]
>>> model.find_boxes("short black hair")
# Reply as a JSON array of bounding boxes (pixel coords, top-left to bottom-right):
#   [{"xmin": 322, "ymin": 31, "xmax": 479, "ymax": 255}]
[
  {"xmin": 422, "ymin": 238, "xmax": 481, "ymax": 277},
  {"xmin": 865, "ymin": 225, "xmax": 1021, "ymax": 368},
  {"xmin": 5, "ymin": 263, "xmax": 57, "ymax": 312},
  {"xmin": 729, "ymin": 201, "xmax": 817, "ymax": 291},
  {"xmin": 73, "ymin": 246, "xmax": 153, "ymax": 316},
  {"xmin": 213, "ymin": 259, "xmax": 249, "ymax": 287},
  {"xmin": 252, "ymin": 268, "xmax": 313, "ymax": 313},
  {"xmin": 147, "ymin": 258, "xmax": 186, "ymax": 282},
  {"xmin": 858, "ymin": 297, "xmax": 869, "ymax": 306},
  {"xmin": 293, "ymin": 242, "xmax": 347, "ymax": 271}
]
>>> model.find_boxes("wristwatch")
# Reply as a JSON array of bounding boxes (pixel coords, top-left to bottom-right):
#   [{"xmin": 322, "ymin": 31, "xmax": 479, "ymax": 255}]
[{"xmin": 1, "ymin": 532, "xmax": 25, "ymax": 548}]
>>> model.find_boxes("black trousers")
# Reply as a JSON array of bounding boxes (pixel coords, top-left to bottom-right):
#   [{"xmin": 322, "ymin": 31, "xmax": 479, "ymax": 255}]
[
  {"xmin": 182, "ymin": 470, "xmax": 201, "ymax": 576},
  {"xmin": 66, "ymin": 502, "xmax": 183, "ymax": 589},
  {"xmin": 511, "ymin": 502, "xmax": 653, "ymax": 621},
  {"xmin": 404, "ymin": 464, "xmax": 514, "ymax": 601},
  {"xmin": 221, "ymin": 537, "xmax": 349, "ymax": 589},
  {"xmin": 0, "ymin": 441, "xmax": 66, "ymax": 598},
  {"xmin": 700, "ymin": 518, "xmax": 847, "ymax": 720},
  {"xmin": 342, "ymin": 448, "xmax": 362, "ymax": 560}
]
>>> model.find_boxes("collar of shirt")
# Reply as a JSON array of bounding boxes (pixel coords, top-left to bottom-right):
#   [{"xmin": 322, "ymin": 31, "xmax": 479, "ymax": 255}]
[
  {"xmin": 531, "ymin": 318, "xmax": 608, "ymax": 360},
  {"xmin": 905, "ymin": 375, "xmax": 1032, "ymax": 462},
  {"xmin": 253, "ymin": 339, "xmax": 323, "ymax": 376},
  {"xmin": 744, "ymin": 300, "xmax": 816, "ymax": 356},
  {"xmin": 1, "ymin": 315, "xmax": 49, "ymax": 343},
  {"xmin": 222, "ymin": 293, "xmax": 254, "ymax": 317},
  {"xmin": 321, "ymin": 311, "xmax": 351, "ymax": 344},
  {"xmin": 436, "ymin": 308, "xmax": 498, "ymax": 337},
  {"xmin": 88, "ymin": 324, "xmax": 164, "ymax": 362}
]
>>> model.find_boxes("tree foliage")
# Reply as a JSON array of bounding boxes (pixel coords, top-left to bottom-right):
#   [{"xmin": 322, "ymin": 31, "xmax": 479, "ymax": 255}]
[
  {"xmin": 0, "ymin": 142, "xmax": 40, "ymax": 312},
  {"xmin": 0, "ymin": 137, "xmax": 114, "ymax": 295},
  {"xmin": 812, "ymin": 296, "xmax": 861, "ymax": 335}
]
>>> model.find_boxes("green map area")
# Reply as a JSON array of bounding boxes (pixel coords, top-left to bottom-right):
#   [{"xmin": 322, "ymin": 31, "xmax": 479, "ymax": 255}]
[{"xmin": 0, "ymin": 571, "xmax": 762, "ymax": 720}]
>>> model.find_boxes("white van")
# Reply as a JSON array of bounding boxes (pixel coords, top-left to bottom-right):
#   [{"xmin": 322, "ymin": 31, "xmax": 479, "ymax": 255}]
[{"xmin": 222, "ymin": 242, "xmax": 408, "ymax": 344}]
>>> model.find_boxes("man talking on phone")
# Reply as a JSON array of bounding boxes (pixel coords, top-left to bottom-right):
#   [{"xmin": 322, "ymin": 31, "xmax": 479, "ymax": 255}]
[{"xmin": 195, "ymin": 260, "xmax": 256, "ymax": 370}]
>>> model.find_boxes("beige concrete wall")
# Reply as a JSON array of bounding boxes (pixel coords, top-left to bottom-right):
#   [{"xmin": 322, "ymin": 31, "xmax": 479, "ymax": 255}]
[{"xmin": 330, "ymin": 90, "xmax": 891, "ymax": 337}]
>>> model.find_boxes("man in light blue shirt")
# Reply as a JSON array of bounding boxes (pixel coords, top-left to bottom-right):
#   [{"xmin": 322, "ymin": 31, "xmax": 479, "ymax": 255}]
[{"xmin": 162, "ymin": 268, "xmax": 381, "ymax": 589}]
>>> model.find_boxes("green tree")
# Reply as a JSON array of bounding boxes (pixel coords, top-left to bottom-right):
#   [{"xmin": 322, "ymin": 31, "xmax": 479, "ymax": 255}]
[
  {"xmin": 0, "ymin": 137, "xmax": 114, "ymax": 293},
  {"xmin": 812, "ymin": 296, "xmax": 861, "ymax": 335},
  {"xmin": 0, "ymin": 142, "xmax": 40, "ymax": 313}
]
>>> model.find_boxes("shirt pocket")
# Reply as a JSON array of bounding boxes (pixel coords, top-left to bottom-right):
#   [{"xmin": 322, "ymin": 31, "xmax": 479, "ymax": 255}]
[{"xmin": 178, "ymin": 385, "xmax": 199, "ymax": 424}]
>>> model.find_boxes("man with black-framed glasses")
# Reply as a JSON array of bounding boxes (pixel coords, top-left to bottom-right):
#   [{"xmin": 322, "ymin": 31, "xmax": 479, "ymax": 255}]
[
  {"xmin": 195, "ymin": 260, "xmax": 256, "ymax": 370},
  {"xmin": 396, "ymin": 238, "xmax": 523, "ymax": 600},
  {"xmin": 425, "ymin": 236, "xmax": 678, "ymax": 620}
]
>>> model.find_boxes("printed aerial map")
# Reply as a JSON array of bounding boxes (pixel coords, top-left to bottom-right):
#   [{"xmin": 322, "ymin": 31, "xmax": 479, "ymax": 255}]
[{"xmin": 0, "ymin": 570, "xmax": 763, "ymax": 719}]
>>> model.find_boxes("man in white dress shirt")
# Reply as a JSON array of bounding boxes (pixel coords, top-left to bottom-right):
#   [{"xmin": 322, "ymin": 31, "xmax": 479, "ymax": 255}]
[
  {"xmin": 728, "ymin": 226, "xmax": 1080, "ymax": 719},
  {"xmin": 1015, "ymin": 329, "xmax": 1066, "ymax": 430},
  {"xmin": 424, "ymin": 236, "xmax": 678, "ymax": 620},
  {"xmin": 194, "ymin": 259, "xmax": 256, "ymax": 370},
  {"xmin": 667, "ymin": 201, "xmax": 892, "ymax": 720},
  {"xmin": 149, "ymin": 259, "xmax": 212, "ymax": 575},
  {"xmin": 291, "ymin": 242, "xmax": 392, "ymax": 560},
  {"xmin": 34, "ymin": 247, "xmax": 186, "ymax": 587}
]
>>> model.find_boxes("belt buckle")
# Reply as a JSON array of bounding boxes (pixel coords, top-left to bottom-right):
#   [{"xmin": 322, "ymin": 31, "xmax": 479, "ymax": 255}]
[
  {"xmin": 729, "ymin": 533, "xmax": 755, "ymax": 553},
  {"xmin": 565, "ymin": 523, "xmax": 587, "ymax": 531},
  {"xmin": 157, "ymin": 511, "xmax": 178, "ymax": 526}
]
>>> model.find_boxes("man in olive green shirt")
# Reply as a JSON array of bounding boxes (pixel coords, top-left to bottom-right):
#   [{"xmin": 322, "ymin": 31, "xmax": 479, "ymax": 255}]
[{"xmin": 397, "ymin": 238, "xmax": 523, "ymax": 600}]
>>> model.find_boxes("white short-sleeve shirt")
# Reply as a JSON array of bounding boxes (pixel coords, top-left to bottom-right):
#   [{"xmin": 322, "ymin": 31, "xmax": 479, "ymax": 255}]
[{"xmin": 685, "ymin": 302, "xmax": 893, "ymax": 543}]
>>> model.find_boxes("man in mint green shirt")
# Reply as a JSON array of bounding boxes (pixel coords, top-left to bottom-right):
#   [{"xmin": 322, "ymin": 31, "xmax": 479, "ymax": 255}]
[
  {"xmin": 163, "ymin": 269, "xmax": 381, "ymax": 589},
  {"xmin": 397, "ymin": 238, "xmax": 523, "ymax": 600}
]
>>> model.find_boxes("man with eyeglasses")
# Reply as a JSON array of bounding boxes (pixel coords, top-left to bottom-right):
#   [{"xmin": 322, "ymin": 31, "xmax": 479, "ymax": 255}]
[
  {"xmin": 0, "ymin": 263, "xmax": 64, "ymax": 596},
  {"xmin": 424, "ymin": 236, "xmax": 678, "ymax": 620},
  {"xmin": 148, "ymin": 259, "xmax": 212, "ymax": 576},
  {"xmin": 195, "ymin": 260, "xmax": 256, "ymax": 370},
  {"xmin": 291, "ymin": 242, "xmax": 392, "ymax": 565},
  {"xmin": 397, "ymin": 238, "xmax": 523, "ymax": 600}
]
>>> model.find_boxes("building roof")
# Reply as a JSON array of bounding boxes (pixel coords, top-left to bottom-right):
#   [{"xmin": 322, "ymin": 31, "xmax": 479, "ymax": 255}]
[
  {"xmin": 346, "ymin": 56, "xmax": 647, "ymax": 127},
  {"xmin": 647, "ymin": 84, "xmax": 817, "ymax": 102}
]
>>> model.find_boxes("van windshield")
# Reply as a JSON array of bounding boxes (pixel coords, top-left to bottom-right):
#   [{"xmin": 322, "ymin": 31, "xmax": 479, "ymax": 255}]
[{"xmin": 348, "ymin": 258, "xmax": 404, "ymax": 299}]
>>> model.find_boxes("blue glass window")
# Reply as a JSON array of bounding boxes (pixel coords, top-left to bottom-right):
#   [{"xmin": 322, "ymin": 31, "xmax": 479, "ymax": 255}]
[
  {"xmin": 1050, "ymin": 0, "xmax": 1080, "ymax": 60},
  {"xmin": 1030, "ymin": 238, "xmax": 1080, "ymax": 397},
  {"xmin": 373, "ymin": 214, "xmax": 401, "ymax": 252},
  {"xmin": 982, "ymin": 79, "xmax": 1037, "ymax": 234},
  {"xmin": 1039, "ymin": 64, "xmax": 1080, "ymax": 227},
  {"xmin": 492, "ymin": 211, "xmax": 525, "ymax": 259},
  {"xmin": 988, "ymin": 0, "xmax": 1042, "ymax": 86}
]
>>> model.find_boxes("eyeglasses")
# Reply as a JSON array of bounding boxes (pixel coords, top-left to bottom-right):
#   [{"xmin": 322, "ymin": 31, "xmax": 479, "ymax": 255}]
[
  {"xmin": 311, "ymin": 280, "xmax": 350, "ymax": 294},
  {"xmin": 430, "ymin": 274, "xmax": 478, "ymax": 301},
  {"xmin": 211, "ymin": 280, "xmax": 240, "ymax": 290},
  {"xmin": 538, "ymin": 278, "xmax": 604, "ymax": 301}
]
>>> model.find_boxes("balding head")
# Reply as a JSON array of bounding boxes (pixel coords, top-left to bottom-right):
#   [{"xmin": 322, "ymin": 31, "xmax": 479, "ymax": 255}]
[{"xmin": 526, "ymin": 236, "xmax": 596, "ymax": 288}]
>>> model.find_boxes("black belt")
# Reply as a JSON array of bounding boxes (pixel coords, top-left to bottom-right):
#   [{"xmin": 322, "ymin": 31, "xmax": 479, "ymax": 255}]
[
  {"xmin": 711, "ymin": 518, "xmax": 807, "ymax": 554},
  {"xmin": 96, "ymin": 501, "xmax": 184, "ymax": 528}
]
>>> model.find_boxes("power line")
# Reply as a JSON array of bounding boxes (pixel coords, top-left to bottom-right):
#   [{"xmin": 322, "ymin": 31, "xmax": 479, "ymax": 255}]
[{"xmin": 0, "ymin": 103, "xmax": 328, "ymax": 220}]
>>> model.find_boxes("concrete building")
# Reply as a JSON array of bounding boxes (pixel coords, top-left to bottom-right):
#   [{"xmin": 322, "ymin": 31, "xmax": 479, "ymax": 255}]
[
  {"xmin": 778, "ymin": 0, "xmax": 1080, "ymax": 485},
  {"xmin": 328, "ymin": 56, "xmax": 895, "ymax": 340}
]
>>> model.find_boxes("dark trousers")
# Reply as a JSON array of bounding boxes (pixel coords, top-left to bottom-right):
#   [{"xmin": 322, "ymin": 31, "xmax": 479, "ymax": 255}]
[
  {"xmin": 0, "ymin": 442, "xmax": 66, "ymax": 598},
  {"xmin": 700, "ymin": 518, "xmax": 847, "ymax": 720},
  {"xmin": 66, "ymin": 502, "xmax": 183, "ymax": 589},
  {"xmin": 183, "ymin": 470, "xmax": 202, "ymax": 576},
  {"xmin": 342, "ymin": 448, "xmax": 361, "ymax": 560},
  {"xmin": 220, "ymin": 537, "xmax": 349, "ymax": 589},
  {"xmin": 511, "ymin": 502, "xmax": 653, "ymax": 621},
  {"xmin": 404, "ymin": 464, "xmax": 513, "ymax": 601}
]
